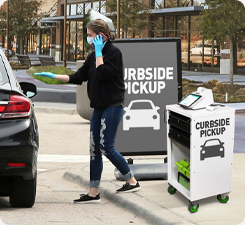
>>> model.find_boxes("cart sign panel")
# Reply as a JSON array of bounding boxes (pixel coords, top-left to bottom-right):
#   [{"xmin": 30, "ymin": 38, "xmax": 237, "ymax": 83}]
[{"xmin": 114, "ymin": 38, "xmax": 182, "ymax": 155}]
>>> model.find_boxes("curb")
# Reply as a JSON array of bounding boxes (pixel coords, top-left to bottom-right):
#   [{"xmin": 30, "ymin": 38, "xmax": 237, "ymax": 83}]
[
  {"xmin": 34, "ymin": 106, "xmax": 78, "ymax": 115},
  {"xmin": 63, "ymin": 170, "xmax": 171, "ymax": 225}
]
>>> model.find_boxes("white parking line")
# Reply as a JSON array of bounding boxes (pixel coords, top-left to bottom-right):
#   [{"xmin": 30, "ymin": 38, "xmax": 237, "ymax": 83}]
[
  {"xmin": 37, "ymin": 154, "xmax": 108, "ymax": 163},
  {"xmin": 37, "ymin": 169, "xmax": 48, "ymax": 172}
]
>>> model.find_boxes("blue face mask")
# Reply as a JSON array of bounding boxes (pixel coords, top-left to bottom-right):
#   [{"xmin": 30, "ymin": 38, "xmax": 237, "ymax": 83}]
[{"xmin": 87, "ymin": 37, "xmax": 94, "ymax": 45}]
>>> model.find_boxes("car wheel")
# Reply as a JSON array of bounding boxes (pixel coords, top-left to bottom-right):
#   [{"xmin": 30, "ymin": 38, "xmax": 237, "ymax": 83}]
[{"xmin": 10, "ymin": 171, "xmax": 37, "ymax": 208}]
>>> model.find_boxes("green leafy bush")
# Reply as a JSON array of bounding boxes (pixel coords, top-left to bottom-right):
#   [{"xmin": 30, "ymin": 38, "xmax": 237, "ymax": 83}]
[
  {"xmin": 27, "ymin": 66, "xmax": 74, "ymax": 84},
  {"xmin": 10, "ymin": 62, "xmax": 29, "ymax": 70}
]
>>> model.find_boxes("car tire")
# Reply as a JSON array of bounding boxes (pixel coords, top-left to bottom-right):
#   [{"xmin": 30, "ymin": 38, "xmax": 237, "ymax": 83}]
[{"xmin": 9, "ymin": 171, "xmax": 37, "ymax": 208}]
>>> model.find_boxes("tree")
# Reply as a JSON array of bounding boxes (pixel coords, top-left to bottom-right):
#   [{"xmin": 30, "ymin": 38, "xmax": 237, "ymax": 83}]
[
  {"xmin": 0, "ymin": 0, "xmax": 42, "ymax": 54},
  {"xmin": 104, "ymin": 0, "xmax": 151, "ymax": 38},
  {"xmin": 199, "ymin": 0, "xmax": 245, "ymax": 85}
]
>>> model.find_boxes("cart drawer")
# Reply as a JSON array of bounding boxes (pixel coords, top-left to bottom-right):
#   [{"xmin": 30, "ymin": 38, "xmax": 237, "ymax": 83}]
[
  {"xmin": 168, "ymin": 111, "xmax": 191, "ymax": 134},
  {"xmin": 178, "ymin": 172, "xmax": 190, "ymax": 191},
  {"xmin": 168, "ymin": 126, "xmax": 190, "ymax": 148}
]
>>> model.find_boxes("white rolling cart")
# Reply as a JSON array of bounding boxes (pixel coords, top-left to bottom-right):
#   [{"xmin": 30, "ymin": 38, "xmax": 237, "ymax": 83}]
[{"xmin": 166, "ymin": 103, "xmax": 235, "ymax": 213}]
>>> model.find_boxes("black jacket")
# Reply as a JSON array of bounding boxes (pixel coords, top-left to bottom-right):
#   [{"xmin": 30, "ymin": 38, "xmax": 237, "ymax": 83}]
[{"xmin": 69, "ymin": 41, "xmax": 125, "ymax": 109}]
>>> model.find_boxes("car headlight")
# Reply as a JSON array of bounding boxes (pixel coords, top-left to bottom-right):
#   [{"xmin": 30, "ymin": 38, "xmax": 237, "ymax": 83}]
[
  {"xmin": 220, "ymin": 148, "xmax": 224, "ymax": 151},
  {"xmin": 153, "ymin": 115, "xmax": 157, "ymax": 119},
  {"xmin": 126, "ymin": 115, "xmax": 130, "ymax": 120},
  {"xmin": 202, "ymin": 150, "xmax": 205, "ymax": 154}
]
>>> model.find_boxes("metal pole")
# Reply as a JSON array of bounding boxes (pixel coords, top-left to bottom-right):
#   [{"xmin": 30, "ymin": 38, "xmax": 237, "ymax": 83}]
[
  {"xmin": 117, "ymin": 0, "xmax": 120, "ymax": 39},
  {"xmin": 63, "ymin": 0, "xmax": 67, "ymax": 67},
  {"xmin": 6, "ymin": 0, "xmax": 9, "ymax": 60}
]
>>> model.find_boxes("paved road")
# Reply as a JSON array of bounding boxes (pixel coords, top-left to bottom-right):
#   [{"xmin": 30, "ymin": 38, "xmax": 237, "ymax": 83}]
[{"xmin": 0, "ymin": 108, "xmax": 149, "ymax": 225}]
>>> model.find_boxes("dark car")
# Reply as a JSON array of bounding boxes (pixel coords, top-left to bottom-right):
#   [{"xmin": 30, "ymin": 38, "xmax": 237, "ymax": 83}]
[
  {"xmin": 200, "ymin": 139, "xmax": 224, "ymax": 161},
  {"xmin": 0, "ymin": 47, "xmax": 15, "ymax": 58},
  {"xmin": 0, "ymin": 49, "xmax": 39, "ymax": 207}
]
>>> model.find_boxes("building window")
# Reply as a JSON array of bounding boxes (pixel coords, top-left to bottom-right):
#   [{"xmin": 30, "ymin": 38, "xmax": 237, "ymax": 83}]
[
  {"xmin": 85, "ymin": 2, "xmax": 92, "ymax": 14},
  {"xmin": 193, "ymin": 0, "xmax": 205, "ymax": 6},
  {"xmin": 155, "ymin": 0, "xmax": 165, "ymax": 9},
  {"xmin": 40, "ymin": 29, "xmax": 50, "ymax": 55},
  {"xmin": 100, "ymin": 1, "xmax": 106, "ymax": 14},
  {"xmin": 93, "ymin": 1, "xmax": 100, "ymax": 12},
  {"xmin": 178, "ymin": 0, "xmax": 192, "ymax": 7},
  {"xmin": 77, "ymin": 4, "xmax": 84, "ymax": 15},
  {"xmin": 165, "ymin": 0, "xmax": 177, "ymax": 8},
  {"xmin": 71, "ymin": 4, "xmax": 77, "ymax": 15},
  {"xmin": 67, "ymin": 5, "xmax": 70, "ymax": 15}
]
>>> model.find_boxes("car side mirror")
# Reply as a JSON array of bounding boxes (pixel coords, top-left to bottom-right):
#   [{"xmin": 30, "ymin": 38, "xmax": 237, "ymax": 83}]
[
  {"xmin": 156, "ymin": 106, "xmax": 160, "ymax": 110},
  {"xmin": 221, "ymin": 142, "xmax": 224, "ymax": 145},
  {"xmin": 124, "ymin": 107, "xmax": 128, "ymax": 111},
  {"xmin": 19, "ymin": 82, "xmax": 37, "ymax": 98},
  {"xmin": 200, "ymin": 145, "xmax": 204, "ymax": 148}
]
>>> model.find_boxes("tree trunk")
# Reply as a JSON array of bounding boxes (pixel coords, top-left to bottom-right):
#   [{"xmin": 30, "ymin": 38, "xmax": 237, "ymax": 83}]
[
  {"xmin": 230, "ymin": 38, "xmax": 234, "ymax": 86},
  {"xmin": 20, "ymin": 38, "xmax": 23, "ymax": 55},
  {"xmin": 25, "ymin": 37, "xmax": 28, "ymax": 55}
]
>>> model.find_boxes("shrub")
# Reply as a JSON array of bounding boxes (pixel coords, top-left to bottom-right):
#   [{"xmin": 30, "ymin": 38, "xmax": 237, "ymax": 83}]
[
  {"xmin": 211, "ymin": 79, "xmax": 218, "ymax": 86},
  {"xmin": 213, "ymin": 87, "xmax": 218, "ymax": 93},
  {"xmin": 10, "ymin": 62, "xmax": 29, "ymax": 70},
  {"xmin": 182, "ymin": 82, "xmax": 189, "ymax": 86},
  {"xmin": 216, "ymin": 82, "xmax": 223, "ymax": 91},
  {"xmin": 236, "ymin": 88, "xmax": 245, "ymax": 95},
  {"xmin": 183, "ymin": 85, "xmax": 189, "ymax": 90}
]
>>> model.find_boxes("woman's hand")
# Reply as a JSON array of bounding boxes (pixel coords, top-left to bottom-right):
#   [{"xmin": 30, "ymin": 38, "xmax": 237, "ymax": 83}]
[
  {"xmin": 34, "ymin": 72, "xmax": 70, "ymax": 83},
  {"xmin": 93, "ymin": 34, "xmax": 107, "ymax": 58},
  {"xmin": 34, "ymin": 72, "xmax": 56, "ymax": 79}
]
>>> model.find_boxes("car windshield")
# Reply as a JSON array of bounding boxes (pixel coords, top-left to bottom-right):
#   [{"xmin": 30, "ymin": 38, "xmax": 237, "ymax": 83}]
[
  {"xmin": 130, "ymin": 102, "xmax": 153, "ymax": 110},
  {"xmin": 204, "ymin": 139, "xmax": 220, "ymax": 147}
]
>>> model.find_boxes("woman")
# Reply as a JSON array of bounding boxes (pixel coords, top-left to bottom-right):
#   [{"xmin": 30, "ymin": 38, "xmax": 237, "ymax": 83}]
[{"xmin": 34, "ymin": 19, "xmax": 141, "ymax": 203}]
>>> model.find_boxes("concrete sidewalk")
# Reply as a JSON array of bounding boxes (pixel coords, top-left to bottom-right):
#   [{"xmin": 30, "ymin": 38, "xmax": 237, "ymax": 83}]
[
  {"xmin": 34, "ymin": 103, "xmax": 245, "ymax": 225},
  {"xmin": 64, "ymin": 155, "xmax": 245, "ymax": 225}
]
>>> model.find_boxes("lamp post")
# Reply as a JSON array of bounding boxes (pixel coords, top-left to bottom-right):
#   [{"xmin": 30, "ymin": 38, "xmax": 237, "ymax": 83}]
[
  {"xmin": 117, "ymin": 0, "xmax": 120, "ymax": 39},
  {"xmin": 63, "ymin": 0, "xmax": 67, "ymax": 67},
  {"xmin": 6, "ymin": 0, "xmax": 9, "ymax": 61}
]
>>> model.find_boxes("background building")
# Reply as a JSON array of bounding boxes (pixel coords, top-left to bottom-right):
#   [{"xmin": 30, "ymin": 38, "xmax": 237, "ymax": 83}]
[{"xmin": 1, "ymin": 0, "xmax": 243, "ymax": 74}]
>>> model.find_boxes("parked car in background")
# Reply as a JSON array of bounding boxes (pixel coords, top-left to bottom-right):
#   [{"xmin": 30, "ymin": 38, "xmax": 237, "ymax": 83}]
[
  {"xmin": 0, "ymin": 47, "xmax": 15, "ymax": 58},
  {"xmin": 190, "ymin": 43, "xmax": 218, "ymax": 56},
  {"xmin": 0, "ymin": 49, "xmax": 39, "ymax": 207}
]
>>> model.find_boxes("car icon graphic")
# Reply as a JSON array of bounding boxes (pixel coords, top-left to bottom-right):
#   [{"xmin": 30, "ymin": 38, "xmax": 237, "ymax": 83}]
[
  {"xmin": 200, "ymin": 139, "xmax": 225, "ymax": 161},
  {"xmin": 123, "ymin": 100, "xmax": 160, "ymax": 131}
]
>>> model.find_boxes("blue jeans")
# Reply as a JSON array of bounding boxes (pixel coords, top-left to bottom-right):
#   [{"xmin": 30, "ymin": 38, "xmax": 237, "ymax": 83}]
[{"xmin": 90, "ymin": 106, "xmax": 134, "ymax": 188}]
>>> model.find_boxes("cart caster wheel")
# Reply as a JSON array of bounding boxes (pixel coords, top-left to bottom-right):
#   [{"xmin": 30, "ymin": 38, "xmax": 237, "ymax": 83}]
[
  {"xmin": 217, "ymin": 194, "xmax": 229, "ymax": 203},
  {"xmin": 188, "ymin": 202, "xmax": 199, "ymax": 213},
  {"xmin": 167, "ymin": 185, "xmax": 177, "ymax": 194}
]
